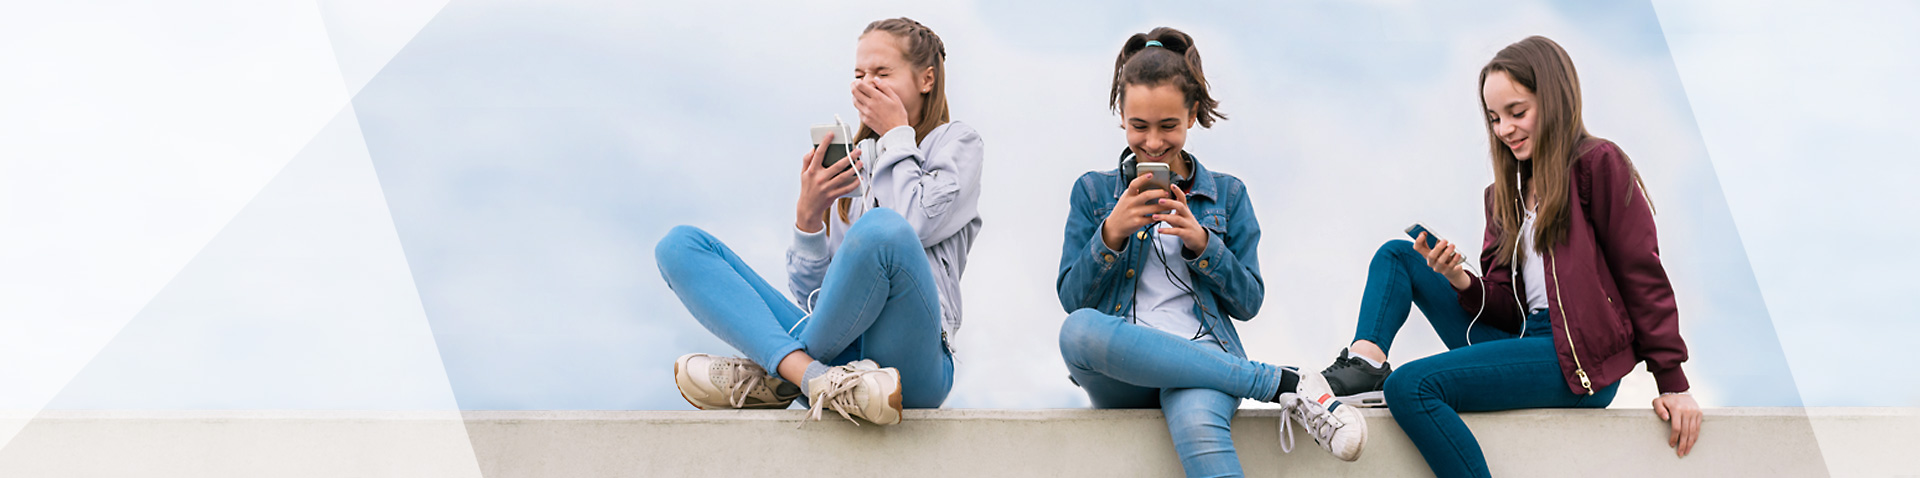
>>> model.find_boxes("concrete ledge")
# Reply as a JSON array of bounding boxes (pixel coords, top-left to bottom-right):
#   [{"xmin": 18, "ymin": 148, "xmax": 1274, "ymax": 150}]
[{"xmin": 1, "ymin": 408, "xmax": 1912, "ymax": 477}]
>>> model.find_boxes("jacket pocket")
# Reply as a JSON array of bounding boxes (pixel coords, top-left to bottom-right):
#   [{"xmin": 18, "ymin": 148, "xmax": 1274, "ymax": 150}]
[
  {"xmin": 1198, "ymin": 213, "xmax": 1230, "ymax": 237},
  {"xmin": 919, "ymin": 170, "xmax": 961, "ymax": 218},
  {"xmin": 1592, "ymin": 282, "xmax": 1632, "ymax": 354}
]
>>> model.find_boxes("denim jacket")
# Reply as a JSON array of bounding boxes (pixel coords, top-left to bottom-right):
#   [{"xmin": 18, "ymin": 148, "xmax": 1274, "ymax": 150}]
[{"xmin": 1055, "ymin": 151, "xmax": 1264, "ymax": 358}]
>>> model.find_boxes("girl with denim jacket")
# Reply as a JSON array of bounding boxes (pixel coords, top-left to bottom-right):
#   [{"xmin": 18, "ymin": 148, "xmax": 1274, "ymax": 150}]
[
  {"xmin": 1054, "ymin": 27, "xmax": 1366, "ymax": 477},
  {"xmin": 1311, "ymin": 36, "xmax": 1702, "ymax": 478},
  {"xmin": 656, "ymin": 18, "xmax": 984, "ymax": 426}
]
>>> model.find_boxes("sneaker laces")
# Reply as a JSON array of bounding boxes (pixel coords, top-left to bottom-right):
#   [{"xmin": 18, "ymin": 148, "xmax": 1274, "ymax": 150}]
[
  {"xmin": 1277, "ymin": 402, "xmax": 1297, "ymax": 454},
  {"xmin": 716, "ymin": 359, "xmax": 768, "ymax": 409},
  {"xmin": 806, "ymin": 367, "xmax": 889, "ymax": 426},
  {"xmin": 1278, "ymin": 394, "xmax": 1345, "ymax": 454},
  {"xmin": 1321, "ymin": 355, "xmax": 1360, "ymax": 375}
]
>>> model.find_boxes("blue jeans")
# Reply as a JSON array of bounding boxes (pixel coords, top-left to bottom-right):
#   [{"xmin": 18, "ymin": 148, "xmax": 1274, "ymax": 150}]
[
  {"xmin": 1357, "ymin": 240, "xmax": 1618, "ymax": 478},
  {"xmin": 655, "ymin": 209, "xmax": 953, "ymax": 408},
  {"xmin": 1059, "ymin": 309, "xmax": 1285, "ymax": 478}
]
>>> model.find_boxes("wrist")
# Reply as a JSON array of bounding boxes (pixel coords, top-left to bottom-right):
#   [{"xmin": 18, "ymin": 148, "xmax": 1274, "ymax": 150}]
[
  {"xmin": 1448, "ymin": 272, "xmax": 1471, "ymax": 291},
  {"xmin": 796, "ymin": 204, "xmax": 826, "ymax": 233},
  {"xmin": 1100, "ymin": 222, "xmax": 1128, "ymax": 251},
  {"xmin": 1184, "ymin": 230, "xmax": 1209, "ymax": 255}
]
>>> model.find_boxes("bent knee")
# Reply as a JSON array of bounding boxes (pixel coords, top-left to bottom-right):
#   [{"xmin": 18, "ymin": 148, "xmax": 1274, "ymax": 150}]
[
  {"xmin": 1375, "ymin": 238, "xmax": 1417, "ymax": 261},
  {"xmin": 655, "ymin": 225, "xmax": 712, "ymax": 264},
  {"xmin": 1059, "ymin": 309, "xmax": 1118, "ymax": 362},
  {"xmin": 1382, "ymin": 361, "xmax": 1443, "ymax": 407}
]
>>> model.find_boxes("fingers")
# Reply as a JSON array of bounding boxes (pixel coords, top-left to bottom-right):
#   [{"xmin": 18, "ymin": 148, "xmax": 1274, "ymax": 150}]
[
  {"xmin": 1150, "ymin": 203, "xmax": 1197, "ymax": 226},
  {"xmin": 1669, "ymin": 414, "xmax": 1683, "ymax": 450},
  {"xmin": 1680, "ymin": 407, "xmax": 1701, "ymax": 457},
  {"xmin": 875, "ymin": 81, "xmax": 902, "ymax": 103},
  {"xmin": 1156, "ymin": 195, "xmax": 1194, "ymax": 219},
  {"xmin": 803, "ymin": 133, "xmax": 834, "ymax": 172},
  {"xmin": 1423, "ymin": 239, "xmax": 1448, "ymax": 267},
  {"xmin": 1125, "ymin": 171, "xmax": 1155, "ymax": 193},
  {"xmin": 1130, "ymin": 188, "xmax": 1171, "ymax": 209},
  {"xmin": 1168, "ymin": 184, "xmax": 1191, "ymax": 209},
  {"xmin": 824, "ymin": 175, "xmax": 860, "ymax": 198},
  {"xmin": 851, "ymin": 79, "xmax": 878, "ymax": 100},
  {"xmin": 1654, "ymin": 399, "xmax": 1670, "ymax": 421},
  {"xmin": 1412, "ymin": 233, "xmax": 1432, "ymax": 255}
]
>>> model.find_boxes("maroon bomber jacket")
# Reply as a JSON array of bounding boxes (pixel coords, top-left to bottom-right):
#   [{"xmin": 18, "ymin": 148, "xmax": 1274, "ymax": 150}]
[{"xmin": 1456, "ymin": 138, "xmax": 1691, "ymax": 396}]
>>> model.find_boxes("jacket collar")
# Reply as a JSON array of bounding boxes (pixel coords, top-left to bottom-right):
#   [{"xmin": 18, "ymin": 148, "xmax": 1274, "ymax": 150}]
[{"xmin": 1112, "ymin": 148, "xmax": 1219, "ymax": 201}]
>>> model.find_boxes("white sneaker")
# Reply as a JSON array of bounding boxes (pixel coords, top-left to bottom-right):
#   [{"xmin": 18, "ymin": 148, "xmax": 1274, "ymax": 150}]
[
  {"xmin": 673, "ymin": 353, "xmax": 799, "ymax": 410},
  {"xmin": 1278, "ymin": 369, "xmax": 1368, "ymax": 461},
  {"xmin": 805, "ymin": 359, "xmax": 903, "ymax": 426}
]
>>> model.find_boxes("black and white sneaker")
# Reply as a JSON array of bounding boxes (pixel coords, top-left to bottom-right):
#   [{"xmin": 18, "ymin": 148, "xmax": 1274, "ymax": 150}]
[{"xmin": 1320, "ymin": 348, "xmax": 1391, "ymax": 408}]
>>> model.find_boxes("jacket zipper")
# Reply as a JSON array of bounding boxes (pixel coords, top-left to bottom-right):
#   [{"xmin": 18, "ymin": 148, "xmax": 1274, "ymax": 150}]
[{"xmin": 1548, "ymin": 250, "xmax": 1595, "ymax": 395}]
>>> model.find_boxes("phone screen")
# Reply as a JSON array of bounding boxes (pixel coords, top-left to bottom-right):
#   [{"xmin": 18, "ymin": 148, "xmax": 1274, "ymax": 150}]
[
  {"xmin": 1405, "ymin": 224, "xmax": 1442, "ymax": 249},
  {"xmin": 820, "ymin": 143, "xmax": 849, "ymax": 168}
]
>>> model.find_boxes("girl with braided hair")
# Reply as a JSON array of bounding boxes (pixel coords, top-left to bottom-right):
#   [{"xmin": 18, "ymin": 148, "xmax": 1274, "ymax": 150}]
[{"xmin": 657, "ymin": 17, "xmax": 984, "ymax": 426}]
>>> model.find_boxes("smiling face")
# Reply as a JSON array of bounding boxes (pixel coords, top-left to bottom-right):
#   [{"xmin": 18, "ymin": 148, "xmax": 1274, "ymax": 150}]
[
  {"xmin": 854, "ymin": 31, "xmax": 931, "ymax": 127},
  {"xmin": 1482, "ymin": 70, "xmax": 1539, "ymax": 161},
  {"xmin": 1121, "ymin": 83, "xmax": 1195, "ymax": 166}
]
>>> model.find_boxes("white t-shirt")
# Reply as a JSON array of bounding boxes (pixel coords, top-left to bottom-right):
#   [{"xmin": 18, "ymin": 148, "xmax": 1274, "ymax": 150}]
[
  {"xmin": 1132, "ymin": 223, "xmax": 1212, "ymax": 342},
  {"xmin": 1521, "ymin": 208, "xmax": 1549, "ymax": 314}
]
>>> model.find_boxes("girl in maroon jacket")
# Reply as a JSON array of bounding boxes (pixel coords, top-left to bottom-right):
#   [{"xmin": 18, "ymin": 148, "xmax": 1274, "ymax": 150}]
[{"xmin": 1313, "ymin": 36, "xmax": 1703, "ymax": 477}]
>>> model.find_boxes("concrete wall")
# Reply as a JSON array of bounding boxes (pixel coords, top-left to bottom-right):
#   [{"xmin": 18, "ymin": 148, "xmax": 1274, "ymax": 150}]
[{"xmin": 0, "ymin": 408, "xmax": 1913, "ymax": 477}]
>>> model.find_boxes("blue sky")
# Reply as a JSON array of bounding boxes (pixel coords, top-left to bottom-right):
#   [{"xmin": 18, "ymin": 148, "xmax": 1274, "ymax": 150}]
[
  {"xmin": 347, "ymin": 0, "xmax": 1793, "ymax": 411},
  {"xmin": 2, "ymin": 0, "xmax": 1915, "ymax": 431}
]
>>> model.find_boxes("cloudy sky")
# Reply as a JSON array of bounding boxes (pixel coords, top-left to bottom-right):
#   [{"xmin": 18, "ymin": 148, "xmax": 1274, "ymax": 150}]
[{"xmin": 2, "ymin": 0, "xmax": 1914, "ymax": 450}]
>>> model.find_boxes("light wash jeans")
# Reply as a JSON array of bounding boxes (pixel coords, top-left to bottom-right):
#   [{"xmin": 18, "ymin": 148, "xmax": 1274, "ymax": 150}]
[
  {"xmin": 1356, "ymin": 240, "xmax": 1618, "ymax": 478},
  {"xmin": 1058, "ymin": 309, "xmax": 1286, "ymax": 478},
  {"xmin": 655, "ymin": 209, "xmax": 953, "ymax": 408}
]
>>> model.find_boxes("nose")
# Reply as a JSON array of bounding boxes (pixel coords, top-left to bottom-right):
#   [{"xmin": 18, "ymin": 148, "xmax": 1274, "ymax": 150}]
[
  {"xmin": 1496, "ymin": 121, "xmax": 1516, "ymax": 141},
  {"xmin": 1144, "ymin": 132, "xmax": 1168, "ymax": 155}
]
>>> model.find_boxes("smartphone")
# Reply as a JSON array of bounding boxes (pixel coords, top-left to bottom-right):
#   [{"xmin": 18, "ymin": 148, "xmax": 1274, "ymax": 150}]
[
  {"xmin": 810, "ymin": 124, "xmax": 852, "ymax": 168},
  {"xmin": 1405, "ymin": 223, "xmax": 1445, "ymax": 249},
  {"xmin": 1135, "ymin": 162, "xmax": 1172, "ymax": 193}
]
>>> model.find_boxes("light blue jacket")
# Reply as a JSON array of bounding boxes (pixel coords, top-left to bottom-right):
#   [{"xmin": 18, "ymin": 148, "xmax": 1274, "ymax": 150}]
[
  {"xmin": 787, "ymin": 122, "xmax": 985, "ymax": 350},
  {"xmin": 1055, "ymin": 152, "xmax": 1264, "ymax": 358}
]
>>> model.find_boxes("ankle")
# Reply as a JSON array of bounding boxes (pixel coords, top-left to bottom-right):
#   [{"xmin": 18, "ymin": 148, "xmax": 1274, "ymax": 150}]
[
  {"xmin": 1349, "ymin": 341, "xmax": 1387, "ymax": 364},
  {"xmin": 775, "ymin": 350, "xmax": 814, "ymax": 385},
  {"xmin": 1268, "ymin": 368, "xmax": 1301, "ymax": 402},
  {"xmin": 800, "ymin": 361, "xmax": 831, "ymax": 395}
]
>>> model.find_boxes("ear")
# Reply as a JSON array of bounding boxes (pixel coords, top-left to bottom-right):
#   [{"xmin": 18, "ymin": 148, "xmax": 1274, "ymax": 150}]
[
  {"xmin": 1187, "ymin": 105, "xmax": 1201, "ymax": 129},
  {"xmin": 918, "ymin": 66, "xmax": 935, "ymax": 94}
]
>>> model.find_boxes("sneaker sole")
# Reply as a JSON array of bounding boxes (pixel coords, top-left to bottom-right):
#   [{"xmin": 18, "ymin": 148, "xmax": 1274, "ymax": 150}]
[
  {"xmin": 869, "ymin": 368, "xmax": 905, "ymax": 426},
  {"xmin": 672, "ymin": 354, "xmax": 716, "ymax": 410},
  {"xmin": 1336, "ymin": 391, "xmax": 1388, "ymax": 408}
]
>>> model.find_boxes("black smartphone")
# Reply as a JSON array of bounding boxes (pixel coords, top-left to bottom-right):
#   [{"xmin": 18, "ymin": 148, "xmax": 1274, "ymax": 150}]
[{"xmin": 810, "ymin": 124, "xmax": 852, "ymax": 168}]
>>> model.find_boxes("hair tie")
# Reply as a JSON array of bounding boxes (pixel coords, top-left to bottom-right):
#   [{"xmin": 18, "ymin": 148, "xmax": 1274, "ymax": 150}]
[{"xmin": 1144, "ymin": 40, "xmax": 1164, "ymax": 48}]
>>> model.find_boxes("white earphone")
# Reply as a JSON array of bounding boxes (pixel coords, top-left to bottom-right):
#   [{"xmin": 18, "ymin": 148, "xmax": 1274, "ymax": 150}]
[{"xmin": 1463, "ymin": 170, "xmax": 1528, "ymax": 346}]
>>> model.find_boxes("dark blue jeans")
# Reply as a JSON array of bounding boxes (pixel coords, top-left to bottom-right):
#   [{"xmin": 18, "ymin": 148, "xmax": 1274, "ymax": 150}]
[
  {"xmin": 654, "ymin": 209, "xmax": 953, "ymax": 408},
  {"xmin": 1356, "ymin": 240, "xmax": 1618, "ymax": 478}
]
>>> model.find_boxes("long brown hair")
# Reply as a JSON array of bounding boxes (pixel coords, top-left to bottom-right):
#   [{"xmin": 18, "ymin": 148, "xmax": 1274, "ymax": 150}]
[
  {"xmin": 834, "ymin": 18, "xmax": 951, "ymax": 230},
  {"xmin": 1110, "ymin": 27, "xmax": 1225, "ymax": 127},
  {"xmin": 1479, "ymin": 36, "xmax": 1649, "ymax": 265},
  {"xmin": 855, "ymin": 17, "xmax": 950, "ymax": 143}
]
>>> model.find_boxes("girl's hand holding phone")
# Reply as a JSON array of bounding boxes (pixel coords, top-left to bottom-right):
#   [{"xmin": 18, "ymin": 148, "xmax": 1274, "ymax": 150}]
[
  {"xmin": 1149, "ymin": 185, "xmax": 1207, "ymax": 255},
  {"xmin": 1102, "ymin": 173, "xmax": 1186, "ymax": 252},
  {"xmin": 795, "ymin": 135, "xmax": 862, "ymax": 233},
  {"xmin": 1412, "ymin": 232, "xmax": 1472, "ymax": 291}
]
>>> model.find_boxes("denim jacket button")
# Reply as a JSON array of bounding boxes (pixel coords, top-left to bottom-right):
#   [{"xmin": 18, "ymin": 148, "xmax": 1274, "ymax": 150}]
[
  {"xmin": 1136, "ymin": 230, "xmax": 1148, "ymax": 241},
  {"xmin": 1126, "ymin": 269, "xmax": 1135, "ymax": 278},
  {"xmin": 1112, "ymin": 304, "xmax": 1122, "ymax": 312},
  {"xmin": 1104, "ymin": 253, "xmax": 1114, "ymax": 263},
  {"xmin": 1197, "ymin": 259, "xmax": 1210, "ymax": 269}
]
